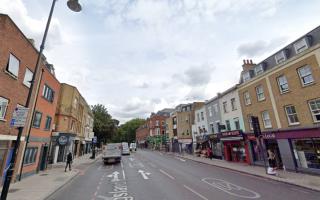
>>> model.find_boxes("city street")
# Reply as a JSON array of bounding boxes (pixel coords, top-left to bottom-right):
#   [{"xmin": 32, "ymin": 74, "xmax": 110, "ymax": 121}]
[{"xmin": 48, "ymin": 150, "xmax": 320, "ymax": 200}]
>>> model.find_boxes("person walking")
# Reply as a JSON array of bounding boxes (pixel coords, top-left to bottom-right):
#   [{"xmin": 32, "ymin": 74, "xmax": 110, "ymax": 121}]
[
  {"xmin": 65, "ymin": 152, "xmax": 73, "ymax": 172},
  {"xmin": 267, "ymin": 149, "xmax": 277, "ymax": 175}
]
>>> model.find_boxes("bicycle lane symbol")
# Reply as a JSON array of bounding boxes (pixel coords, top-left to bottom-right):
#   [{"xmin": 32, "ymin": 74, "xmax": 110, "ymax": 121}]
[{"xmin": 202, "ymin": 178, "xmax": 261, "ymax": 199}]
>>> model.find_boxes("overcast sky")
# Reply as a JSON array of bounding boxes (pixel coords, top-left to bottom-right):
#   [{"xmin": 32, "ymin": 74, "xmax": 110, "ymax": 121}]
[{"xmin": 1, "ymin": 0, "xmax": 320, "ymax": 123}]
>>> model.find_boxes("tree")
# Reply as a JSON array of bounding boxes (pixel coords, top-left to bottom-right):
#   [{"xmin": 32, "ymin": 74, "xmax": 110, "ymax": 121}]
[
  {"xmin": 92, "ymin": 104, "xmax": 117, "ymax": 146},
  {"xmin": 112, "ymin": 118, "xmax": 145, "ymax": 143}
]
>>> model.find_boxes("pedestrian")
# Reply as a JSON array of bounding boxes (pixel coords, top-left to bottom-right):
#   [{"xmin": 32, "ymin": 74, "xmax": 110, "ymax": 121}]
[
  {"xmin": 206, "ymin": 147, "xmax": 213, "ymax": 159},
  {"xmin": 65, "ymin": 151, "xmax": 73, "ymax": 172},
  {"xmin": 267, "ymin": 149, "xmax": 277, "ymax": 175}
]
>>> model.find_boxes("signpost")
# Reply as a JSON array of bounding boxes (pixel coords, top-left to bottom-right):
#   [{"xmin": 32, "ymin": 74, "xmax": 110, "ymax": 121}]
[{"xmin": 10, "ymin": 107, "xmax": 29, "ymax": 128}]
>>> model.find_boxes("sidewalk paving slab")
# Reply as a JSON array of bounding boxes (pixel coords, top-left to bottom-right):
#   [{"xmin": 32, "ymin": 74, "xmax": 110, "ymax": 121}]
[
  {"xmin": 172, "ymin": 153, "xmax": 320, "ymax": 192},
  {"xmin": 2, "ymin": 153, "xmax": 101, "ymax": 200}
]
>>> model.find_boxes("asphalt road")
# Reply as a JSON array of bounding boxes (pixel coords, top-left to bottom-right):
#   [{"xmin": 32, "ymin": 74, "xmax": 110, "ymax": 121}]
[{"xmin": 48, "ymin": 150, "xmax": 320, "ymax": 200}]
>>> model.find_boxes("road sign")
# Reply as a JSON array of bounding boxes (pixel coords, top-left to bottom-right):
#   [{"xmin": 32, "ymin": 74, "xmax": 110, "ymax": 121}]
[
  {"xmin": 11, "ymin": 107, "xmax": 29, "ymax": 127},
  {"xmin": 93, "ymin": 136, "xmax": 97, "ymax": 144}
]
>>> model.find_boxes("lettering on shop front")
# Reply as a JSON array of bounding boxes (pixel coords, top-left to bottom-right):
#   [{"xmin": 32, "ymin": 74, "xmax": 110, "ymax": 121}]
[{"xmin": 221, "ymin": 130, "xmax": 242, "ymax": 137}]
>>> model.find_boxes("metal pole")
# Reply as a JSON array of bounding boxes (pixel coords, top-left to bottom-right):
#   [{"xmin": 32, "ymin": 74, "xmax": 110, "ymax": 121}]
[
  {"xmin": 19, "ymin": 68, "xmax": 44, "ymax": 181},
  {"xmin": 0, "ymin": 1, "xmax": 57, "ymax": 199}
]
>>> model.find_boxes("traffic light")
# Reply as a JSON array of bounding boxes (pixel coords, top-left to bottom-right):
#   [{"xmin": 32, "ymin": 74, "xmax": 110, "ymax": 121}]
[{"xmin": 251, "ymin": 116, "xmax": 261, "ymax": 137}]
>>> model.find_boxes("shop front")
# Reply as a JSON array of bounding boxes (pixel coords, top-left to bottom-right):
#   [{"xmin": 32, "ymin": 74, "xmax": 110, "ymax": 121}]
[
  {"xmin": 209, "ymin": 134, "xmax": 222, "ymax": 159},
  {"xmin": 178, "ymin": 138, "xmax": 193, "ymax": 154},
  {"xmin": 219, "ymin": 130, "xmax": 250, "ymax": 164},
  {"xmin": 50, "ymin": 132, "xmax": 76, "ymax": 164}
]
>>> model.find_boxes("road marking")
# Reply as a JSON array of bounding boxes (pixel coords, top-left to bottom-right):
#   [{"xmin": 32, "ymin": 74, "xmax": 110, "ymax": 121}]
[
  {"xmin": 175, "ymin": 157, "xmax": 186, "ymax": 162},
  {"xmin": 149, "ymin": 162, "xmax": 157, "ymax": 168},
  {"xmin": 128, "ymin": 162, "xmax": 134, "ymax": 168},
  {"xmin": 107, "ymin": 171, "xmax": 120, "ymax": 182},
  {"xmin": 202, "ymin": 178, "xmax": 261, "ymax": 199},
  {"xmin": 160, "ymin": 152, "xmax": 163, "ymax": 155},
  {"xmin": 159, "ymin": 169, "xmax": 175, "ymax": 180},
  {"xmin": 138, "ymin": 169, "xmax": 151, "ymax": 179},
  {"xmin": 290, "ymin": 187, "xmax": 310, "ymax": 194},
  {"xmin": 183, "ymin": 185, "xmax": 209, "ymax": 200},
  {"xmin": 129, "ymin": 157, "xmax": 134, "ymax": 161}
]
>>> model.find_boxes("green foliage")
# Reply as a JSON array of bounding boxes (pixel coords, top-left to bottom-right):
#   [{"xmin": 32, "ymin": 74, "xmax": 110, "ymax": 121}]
[
  {"xmin": 91, "ymin": 104, "xmax": 117, "ymax": 146},
  {"xmin": 112, "ymin": 118, "xmax": 145, "ymax": 143}
]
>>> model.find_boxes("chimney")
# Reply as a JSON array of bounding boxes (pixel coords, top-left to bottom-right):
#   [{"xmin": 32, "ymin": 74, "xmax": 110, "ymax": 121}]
[{"xmin": 242, "ymin": 59, "xmax": 256, "ymax": 71}]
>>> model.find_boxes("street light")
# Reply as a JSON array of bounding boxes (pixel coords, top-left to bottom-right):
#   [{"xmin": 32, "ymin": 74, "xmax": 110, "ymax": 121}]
[{"xmin": 0, "ymin": 1, "xmax": 82, "ymax": 199}]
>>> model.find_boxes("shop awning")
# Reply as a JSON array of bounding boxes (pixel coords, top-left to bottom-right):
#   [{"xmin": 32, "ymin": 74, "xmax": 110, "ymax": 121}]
[{"xmin": 220, "ymin": 136, "xmax": 243, "ymax": 141}]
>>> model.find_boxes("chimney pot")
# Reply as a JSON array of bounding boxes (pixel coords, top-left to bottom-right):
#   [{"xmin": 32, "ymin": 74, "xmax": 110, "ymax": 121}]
[
  {"xmin": 243, "ymin": 59, "xmax": 246, "ymax": 64},
  {"xmin": 250, "ymin": 59, "xmax": 253, "ymax": 64}
]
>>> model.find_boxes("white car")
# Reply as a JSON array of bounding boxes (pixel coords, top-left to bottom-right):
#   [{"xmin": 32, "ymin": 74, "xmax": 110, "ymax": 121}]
[
  {"xmin": 122, "ymin": 142, "xmax": 130, "ymax": 155},
  {"xmin": 130, "ymin": 143, "xmax": 137, "ymax": 151}
]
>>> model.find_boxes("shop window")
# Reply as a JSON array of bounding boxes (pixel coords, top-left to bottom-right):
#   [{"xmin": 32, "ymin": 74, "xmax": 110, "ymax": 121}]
[
  {"xmin": 32, "ymin": 111, "xmax": 42, "ymax": 128},
  {"xmin": 24, "ymin": 147, "xmax": 38, "ymax": 165},
  {"xmin": 261, "ymin": 111, "xmax": 272, "ymax": 128},
  {"xmin": 308, "ymin": 99, "xmax": 320, "ymax": 122},
  {"xmin": 285, "ymin": 105, "xmax": 299, "ymax": 125},
  {"xmin": 298, "ymin": 65, "xmax": 314, "ymax": 86},
  {"xmin": 6, "ymin": 53, "xmax": 20, "ymax": 77},
  {"xmin": 292, "ymin": 138, "xmax": 320, "ymax": 169},
  {"xmin": 277, "ymin": 75, "xmax": 289, "ymax": 94},
  {"xmin": 0, "ymin": 97, "xmax": 9, "ymax": 120},
  {"xmin": 244, "ymin": 91, "xmax": 251, "ymax": 105},
  {"xmin": 256, "ymin": 85, "xmax": 265, "ymax": 101}
]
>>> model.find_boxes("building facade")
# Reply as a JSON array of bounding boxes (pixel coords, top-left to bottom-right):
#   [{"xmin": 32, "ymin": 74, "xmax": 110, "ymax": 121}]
[
  {"xmin": 136, "ymin": 121, "xmax": 149, "ymax": 148},
  {"xmin": 0, "ymin": 14, "xmax": 42, "ymax": 182},
  {"xmin": 239, "ymin": 26, "xmax": 320, "ymax": 173}
]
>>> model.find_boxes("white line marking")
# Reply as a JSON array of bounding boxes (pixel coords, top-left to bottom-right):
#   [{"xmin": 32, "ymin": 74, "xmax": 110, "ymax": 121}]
[
  {"xmin": 94, "ymin": 191, "xmax": 98, "ymax": 196},
  {"xmin": 159, "ymin": 169, "xmax": 175, "ymax": 180},
  {"xmin": 175, "ymin": 157, "xmax": 186, "ymax": 162},
  {"xmin": 122, "ymin": 169, "xmax": 126, "ymax": 180},
  {"xmin": 290, "ymin": 187, "xmax": 310, "ymax": 194},
  {"xmin": 128, "ymin": 162, "xmax": 134, "ymax": 168},
  {"xmin": 183, "ymin": 185, "xmax": 209, "ymax": 200}
]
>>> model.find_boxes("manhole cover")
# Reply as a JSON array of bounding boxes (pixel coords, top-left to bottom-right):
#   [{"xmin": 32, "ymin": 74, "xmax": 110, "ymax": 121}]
[
  {"xmin": 9, "ymin": 189, "xmax": 20, "ymax": 193},
  {"xmin": 40, "ymin": 173, "xmax": 49, "ymax": 176}
]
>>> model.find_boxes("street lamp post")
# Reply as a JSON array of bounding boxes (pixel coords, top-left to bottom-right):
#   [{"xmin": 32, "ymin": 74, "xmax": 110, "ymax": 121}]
[{"xmin": 0, "ymin": 1, "xmax": 81, "ymax": 199}]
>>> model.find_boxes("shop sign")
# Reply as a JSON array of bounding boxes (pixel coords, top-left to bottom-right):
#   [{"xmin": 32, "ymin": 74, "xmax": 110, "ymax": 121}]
[
  {"xmin": 57, "ymin": 135, "xmax": 69, "ymax": 146},
  {"xmin": 261, "ymin": 133, "xmax": 276, "ymax": 139},
  {"xmin": 220, "ymin": 130, "xmax": 242, "ymax": 138}
]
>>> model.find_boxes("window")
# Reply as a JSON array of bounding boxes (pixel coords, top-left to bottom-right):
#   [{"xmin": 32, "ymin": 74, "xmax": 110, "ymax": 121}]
[
  {"xmin": 254, "ymin": 64, "xmax": 264, "ymax": 75},
  {"xmin": 156, "ymin": 120, "xmax": 159, "ymax": 126},
  {"xmin": 208, "ymin": 106, "xmax": 212, "ymax": 117},
  {"xmin": 256, "ymin": 85, "xmax": 265, "ymax": 101},
  {"xmin": 33, "ymin": 111, "xmax": 42, "ymax": 128},
  {"xmin": 275, "ymin": 51, "xmax": 286, "ymax": 64},
  {"xmin": 292, "ymin": 138, "xmax": 320, "ymax": 169},
  {"xmin": 223, "ymin": 101, "xmax": 228, "ymax": 113},
  {"xmin": 210, "ymin": 123, "xmax": 214, "ymax": 133},
  {"xmin": 213, "ymin": 104, "xmax": 218, "ymax": 113},
  {"xmin": 73, "ymin": 98, "xmax": 78, "ymax": 109},
  {"xmin": 308, "ymin": 99, "xmax": 320, "ymax": 122},
  {"xmin": 45, "ymin": 116, "xmax": 52, "ymax": 130},
  {"xmin": 42, "ymin": 85, "xmax": 55, "ymax": 102},
  {"xmin": 6, "ymin": 54, "xmax": 20, "ymax": 77},
  {"xmin": 234, "ymin": 118, "xmax": 240, "ymax": 130},
  {"xmin": 298, "ymin": 65, "xmax": 314, "ymax": 86},
  {"xmin": 23, "ymin": 68, "xmax": 33, "ymax": 88},
  {"xmin": 261, "ymin": 111, "xmax": 272, "ymax": 128},
  {"xmin": 200, "ymin": 112, "xmax": 204, "ymax": 121},
  {"xmin": 242, "ymin": 71, "xmax": 251, "ymax": 82},
  {"xmin": 197, "ymin": 113, "xmax": 200, "ymax": 122},
  {"xmin": 225, "ymin": 120, "xmax": 231, "ymax": 131},
  {"xmin": 244, "ymin": 91, "xmax": 251, "ymax": 105},
  {"xmin": 294, "ymin": 38, "xmax": 309, "ymax": 54},
  {"xmin": 285, "ymin": 105, "xmax": 299, "ymax": 125},
  {"xmin": 277, "ymin": 75, "xmax": 289, "ymax": 93},
  {"xmin": 23, "ymin": 147, "xmax": 38, "ymax": 165},
  {"xmin": 0, "ymin": 97, "xmax": 9, "ymax": 120},
  {"xmin": 231, "ymin": 98, "xmax": 237, "ymax": 110},
  {"xmin": 248, "ymin": 115, "xmax": 253, "ymax": 130}
]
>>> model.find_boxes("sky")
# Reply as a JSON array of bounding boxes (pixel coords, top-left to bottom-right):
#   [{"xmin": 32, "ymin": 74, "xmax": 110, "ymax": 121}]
[{"xmin": 1, "ymin": 0, "xmax": 320, "ymax": 123}]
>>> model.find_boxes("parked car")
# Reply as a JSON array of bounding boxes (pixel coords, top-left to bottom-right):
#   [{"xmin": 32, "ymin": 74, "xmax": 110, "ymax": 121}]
[
  {"xmin": 130, "ymin": 143, "xmax": 137, "ymax": 151},
  {"xmin": 122, "ymin": 142, "xmax": 130, "ymax": 155},
  {"xmin": 102, "ymin": 143, "xmax": 121, "ymax": 164}
]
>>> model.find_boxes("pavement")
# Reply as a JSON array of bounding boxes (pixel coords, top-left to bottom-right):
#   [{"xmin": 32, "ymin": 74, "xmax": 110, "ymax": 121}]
[
  {"xmin": 3, "ymin": 153, "xmax": 101, "ymax": 200},
  {"xmin": 48, "ymin": 150, "xmax": 320, "ymax": 200},
  {"xmin": 173, "ymin": 152, "xmax": 320, "ymax": 192}
]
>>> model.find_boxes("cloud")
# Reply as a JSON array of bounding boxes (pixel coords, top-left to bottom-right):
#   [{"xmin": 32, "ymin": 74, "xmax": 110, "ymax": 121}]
[
  {"xmin": 136, "ymin": 82, "xmax": 149, "ymax": 89},
  {"xmin": 237, "ymin": 36, "xmax": 289, "ymax": 58},
  {"xmin": 0, "ymin": 0, "xmax": 64, "ymax": 50}
]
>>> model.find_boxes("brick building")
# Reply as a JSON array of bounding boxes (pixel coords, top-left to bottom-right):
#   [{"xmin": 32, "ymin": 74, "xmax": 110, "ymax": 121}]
[
  {"xmin": 136, "ymin": 120, "xmax": 149, "ymax": 148},
  {"xmin": 0, "ymin": 14, "xmax": 41, "ymax": 182},
  {"xmin": 20, "ymin": 64, "xmax": 60, "ymax": 178},
  {"xmin": 238, "ymin": 26, "xmax": 320, "ymax": 173}
]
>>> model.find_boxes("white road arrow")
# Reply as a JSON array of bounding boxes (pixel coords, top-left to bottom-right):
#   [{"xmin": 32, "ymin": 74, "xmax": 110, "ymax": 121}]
[
  {"xmin": 107, "ymin": 171, "xmax": 120, "ymax": 182},
  {"xmin": 129, "ymin": 157, "xmax": 134, "ymax": 161},
  {"xmin": 138, "ymin": 169, "xmax": 151, "ymax": 180}
]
